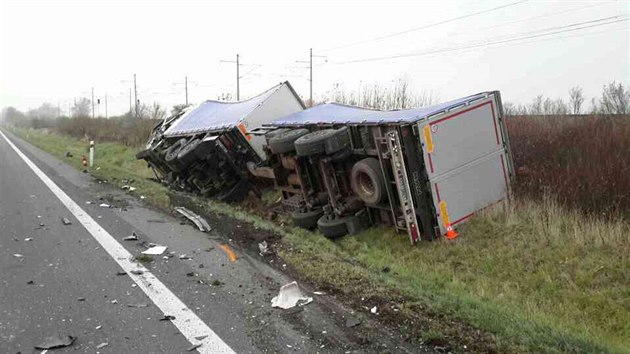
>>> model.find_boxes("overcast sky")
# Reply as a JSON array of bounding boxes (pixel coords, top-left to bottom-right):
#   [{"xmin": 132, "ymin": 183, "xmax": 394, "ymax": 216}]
[{"xmin": 0, "ymin": 0, "xmax": 628, "ymax": 116}]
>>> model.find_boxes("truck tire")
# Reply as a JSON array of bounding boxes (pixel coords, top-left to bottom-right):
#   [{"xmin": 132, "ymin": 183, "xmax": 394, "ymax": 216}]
[
  {"xmin": 135, "ymin": 148, "xmax": 151, "ymax": 160},
  {"xmin": 317, "ymin": 214, "xmax": 349, "ymax": 239},
  {"xmin": 351, "ymin": 157, "xmax": 386, "ymax": 205},
  {"xmin": 291, "ymin": 208, "xmax": 324, "ymax": 229},
  {"xmin": 217, "ymin": 179, "xmax": 249, "ymax": 202},
  {"xmin": 268, "ymin": 129, "xmax": 309, "ymax": 154},
  {"xmin": 294, "ymin": 127, "xmax": 350, "ymax": 157},
  {"xmin": 177, "ymin": 139, "xmax": 201, "ymax": 166}
]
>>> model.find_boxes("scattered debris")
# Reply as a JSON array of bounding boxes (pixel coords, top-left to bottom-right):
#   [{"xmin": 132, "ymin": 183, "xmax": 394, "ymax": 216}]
[
  {"xmin": 345, "ymin": 318, "xmax": 361, "ymax": 328},
  {"xmin": 27, "ymin": 280, "xmax": 34, "ymax": 285},
  {"xmin": 130, "ymin": 270, "xmax": 144, "ymax": 275},
  {"xmin": 121, "ymin": 185, "xmax": 136, "ymax": 192},
  {"xmin": 186, "ymin": 272, "xmax": 195, "ymax": 277},
  {"xmin": 370, "ymin": 306, "xmax": 377, "ymax": 314},
  {"xmin": 65, "ymin": 151, "xmax": 73, "ymax": 157},
  {"xmin": 174, "ymin": 207, "xmax": 211, "ymax": 232},
  {"xmin": 13, "ymin": 254, "xmax": 24, "ymax": 258},
  {"xmin": 35, "ymin": 335, "xmax": 77, "ymax": 349},
  {"xmin": 123, "ymin": 232, "xmax": 138, "ymax": 241},
  {"xmin": 219, "ymin": 243, "xmax": 238, "ymax": 262},
  {"xmin": 204, "ymin": 247, "xmax": 214, "ymax": 252},
  {"xmin": 140, "ymin": 195, "xmax": 146, "ymax": 199},
  {"xmin": 24, "ymin": 237, "xmax": 33, "ymax": 242},
  {"xmin": 195, "ymin": 335, "xmax": 208, "ymax": 341},
  {"xmin": 111, "ymin": 299, "xmax": 118, "ymax": 304},
  {"xmin": 147, "ymin": 219, "xmax": 165, "ymax": 223},
  {"xmin": 95, "ymin": 325, "xmax": 102, "ymax": 330},
  {"xmin": 127, "ymin": 303, "xmax": 148, "ymax": 308},
  {"xmin": 271, "ymin": 281, "xmax": 313, "ymax": 309},
  {"xmin": 61, "ymin": 217, "xmax": 72, "ymax": 225},
  {"xmin": 99, "ymin": 203, "xmax": 111, "ymax": 208},
  {"xmin": 198, "ymin": 264, "xmax": 204, "ymax": 268},
  {"xmin": 96, "ymin": 342, "xmax": 109, "ymax": 349},
  {"xmin": 86, "ymin": 201, "xmax": 93, "ymax": 205},
  {"xmin": 187, "ymin": 343, "xmax": 202, "ymax": 351},
  {"xmin": 39, "ymin": 222, "xmax": 45, "ymax": 227},
  {"xmin": 179, "ymin": 254, "xmax": 191, "ymax": 260},
  {"xmin": 313, "ymin": 291, "xmax": 326, "ymax": 295},
  {"xmin": 77, "ymin": 297, "xmax": 85, "ymax": 302},
  {"xmin": 258, "ymin": 241, "xmax": 269, "ymax": 256},
  {"xmin": 115, "ymin": 271, "xmax": 127, "ymax": 276},
  {"xmin": 142, "ymin": 245, "xmax": 167, "ymax": 255},
  {"xmin": 159, "ymin": 315, "xmax": 176, "ymax": 321}
]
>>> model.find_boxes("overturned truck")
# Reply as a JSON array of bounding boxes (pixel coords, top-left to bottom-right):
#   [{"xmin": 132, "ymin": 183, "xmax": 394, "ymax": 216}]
[
  {"xmin": 257, "ymin": 91, "xmax": 514, "ymax": 242},
  {"xmin": 136, "ymin": 82, "xmax": 305, "ymax": 201},
  {"xmin": 138, "ymin": 85, "xmax": 513, "ymax": 242}
]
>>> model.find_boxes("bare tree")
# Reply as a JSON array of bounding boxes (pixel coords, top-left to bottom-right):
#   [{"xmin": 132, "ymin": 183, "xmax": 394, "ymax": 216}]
[
  {"xmin": 149, "ymin": 102, "xmax": 167, "ymax": 120},
  {"xmin": 171, "ymin": 104, "xmax": 191, "ymax": 117},
  {"xmin": 72, "ymin": 98, "xmax": 91, "ymax": 118},
  {"xmin": 598, "ymin": 81, "xmax": 630, "ymax": 114},
  {"xmin": 568, "ymin": 86, "xmax": 584, "ymax": 114}
]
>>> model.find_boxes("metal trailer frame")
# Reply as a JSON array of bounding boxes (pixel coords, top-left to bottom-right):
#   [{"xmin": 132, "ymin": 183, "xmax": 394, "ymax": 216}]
[{"xmin": 264, "ymin": 91, "xmax": 514, "ymax": 242}]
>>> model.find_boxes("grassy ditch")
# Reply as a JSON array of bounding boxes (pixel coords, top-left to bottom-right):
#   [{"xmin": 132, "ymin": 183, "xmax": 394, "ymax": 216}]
[{"xmin": 6, "ymin": 127, "xmax": 629, "ymax": 353}]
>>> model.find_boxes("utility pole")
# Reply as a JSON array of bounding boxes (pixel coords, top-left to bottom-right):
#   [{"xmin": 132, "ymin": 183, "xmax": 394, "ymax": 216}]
[
  {"xmin": 134, "ymin": 74, "xmax": 138, "ymax": 118},
  {"xmin": 185, "ymin": 76, "xmax": 188, "ymax": 105},
  {"xmin": 220, "ymin": 54, "xmax": 242, "ymax": 101},
  {"xmin": 129, "ymin": 88, "xmax": 132, "ymax": 114},
  {"xmin": 105, "ymin": 93, "xmax": 108, "ymax": 119},
  {"xmin": 296, "ymin": 48, "xmax": 326, "ymax": 107},
  {"xmin": 91, "ymin": 87, "xmax": 95, "ymax": 118}
]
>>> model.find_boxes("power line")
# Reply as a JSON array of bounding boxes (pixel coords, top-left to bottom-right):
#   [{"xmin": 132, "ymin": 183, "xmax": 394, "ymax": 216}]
[
  {"xmin": 319, "ymin": 0, "xmax": 529, "ymax": 52},
  {"xmin": 333, "ymin": 15, "xmax": 629, "ymax": 65}
]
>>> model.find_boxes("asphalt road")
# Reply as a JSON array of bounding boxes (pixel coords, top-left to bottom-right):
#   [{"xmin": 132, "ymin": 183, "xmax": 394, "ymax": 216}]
[{"xmin": 0, "ymin": 130, "xmax": 423, "ymax": 354}]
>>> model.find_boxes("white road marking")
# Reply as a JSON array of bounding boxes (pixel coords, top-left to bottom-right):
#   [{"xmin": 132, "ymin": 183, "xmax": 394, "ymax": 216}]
[{"xmin": 0, "ymin": 131, "xmax": 235, "ymax": 354}]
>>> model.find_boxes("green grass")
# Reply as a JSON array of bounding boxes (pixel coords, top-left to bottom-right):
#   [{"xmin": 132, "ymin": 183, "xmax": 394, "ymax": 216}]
[{"xmin": 7, "ymin": 127, "xmax": 629, "ymax": 353}]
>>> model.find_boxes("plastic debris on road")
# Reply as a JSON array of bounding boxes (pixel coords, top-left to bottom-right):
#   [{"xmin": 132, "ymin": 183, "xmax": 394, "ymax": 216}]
[
  {"xmin": 159, "ymin": 315, "xmax": 176, "ymax": 321},
  {"xmin": 123, "ymin": 232, "xmax": 138, "ymax": 241},
  {"xmin": 96, "ymin": 342, "xmax": 109, "ymax": 349},
  {"xmin": 142, "ymin": 245, "xmax": 167, "ymax": 255},
  {"xmin": 258, "ymin": 241, "xmax": 269, "ymax": 256},
  {"xmin": 13, "ymin": 254, "xmax": 24, "ymax": 258},
  {"xmin": 35, "ymin": 335, "xmax": 77, "ymax": 349},
  {"xmin": 99, "ymin": 203, "xmax": 111, "ymax": 208},
  {"xmin": 61, "ymin": 217, "xmax": 72, "ymax": 225},
  {"xmin": 24, "ymin": 237, "xmax": 33, "ymax": 242},
  {"xmin": 187, "ymin": 343, "xmax": 202, "ymax": 351},
  {"xmin": 174, "ymin": 206, "xmax": 211, "ymax": 232},
  {"xmin": 271, "ymin": 281, "xmax": 313, "ymax": 309}
]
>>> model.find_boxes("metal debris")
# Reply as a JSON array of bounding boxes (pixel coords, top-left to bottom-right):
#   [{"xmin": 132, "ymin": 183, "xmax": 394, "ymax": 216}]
[
  {"xmin": 27, "ymin": 280, "xmax": 34, "ymax": 284},
  {"xmin": 99, "ymin": 203, "xmax": 111, "ymax": 208},
  {"xmin": 195, "ymin": 335, "xmax": 208, "ymax": 340},
  {"xmin": 159, "ymin": 315, "xmax": 176, "ymax": 321},
  {"xmin": 186, "ymin": 272, "xmax": 195, "ymax": 277},
  {"xmin": 179, "ymin": 254, "xmax": 191, "ymax": 260},
  {"xmin": 116, "ymin": 271, "xmax": 127, "ymax": 276},
  {"xmin": 130, "ymin": 270, "xmax": 144, "ymax": 275},
  {"xmin": 174, "ymin": 207, "xmax": 211, "ymax": 232},
  {"xmin": 34, "ymin": 335, "xmax": 77, "ymax": 349},
  {"xmin": 77, "ymin": 297, "xmax": 85, "ymax": 302},
  {"xmin": 123, "ymin": 232, "xmax": 138, "ymax": 241},
  {"xmin": 13, "ymin": 254, "xmax": 24, "ymax": 258},
  {"xmin": 142, "ymin": 245, "xmax": 167, "ymax": 255},
  {"xmin": 313, "ymin": 291, "xmax": 326, "ymax": 295},
  {"xmin": 271, "ymin": 281, "xmax": 313, "ymax": 309},
  {"xmin": 187, "ymin": 343, "xmax": 202, "ymax": 351},
  {"xmin": 96, "ymin": 342, "xmax": 109, "ymax": 349},
  {"xmin": 127, "ymin": 303, "xmax": 148, "ymax": 308},
  {"xmin": 24, "ymin": 237, "xmax": 33, "ymax": 242},
  {"xmin": 61, "ymin": 217, "xmax": 72, "ymax": 225},
  {"xmin": 258, "ymin": 241, "xmax": 269, "ymax": 256}
]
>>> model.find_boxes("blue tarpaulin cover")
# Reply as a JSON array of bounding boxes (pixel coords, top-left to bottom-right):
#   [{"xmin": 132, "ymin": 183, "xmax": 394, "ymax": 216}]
[
  {"xmin": 271, "ymin": 92, "xmax": 490, "ymax": 126},
  {"xmin": 164, "ymin": 83, "xmax": 285, "ymax": 137}
]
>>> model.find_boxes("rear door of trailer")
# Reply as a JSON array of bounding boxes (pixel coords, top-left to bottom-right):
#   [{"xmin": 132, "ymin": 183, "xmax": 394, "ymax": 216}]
[{"xmin": 418, "ymin": 93, "xmax": 512, "ymax": 234}]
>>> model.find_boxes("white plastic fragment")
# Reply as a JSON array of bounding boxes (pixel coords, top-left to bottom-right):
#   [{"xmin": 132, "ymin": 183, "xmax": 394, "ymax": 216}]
[
  {"xmin": 370, "ymin": 306, "xmax": 377, "ymax": 314},
  {"xmin": 271, "ymin": 281, "xmax": 313, "ymax": 309},
  {"xmin": 142, "ymin": 246, "xmax": 167, "ymax": 255},
  {"xmin": 99, "ymin": 203, "xmax": 110, "ymax": 208}
]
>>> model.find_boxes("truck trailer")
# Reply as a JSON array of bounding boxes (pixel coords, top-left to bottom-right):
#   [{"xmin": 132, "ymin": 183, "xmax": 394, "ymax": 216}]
[{"xmin": 259, "ymin": 91, "xmax": 514, "ymax": 242}]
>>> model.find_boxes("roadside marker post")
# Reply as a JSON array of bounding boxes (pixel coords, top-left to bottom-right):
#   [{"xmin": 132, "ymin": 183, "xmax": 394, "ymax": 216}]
[{"xmin": 89, "ymin": 140, "xmax": 94, "ymax": 168}]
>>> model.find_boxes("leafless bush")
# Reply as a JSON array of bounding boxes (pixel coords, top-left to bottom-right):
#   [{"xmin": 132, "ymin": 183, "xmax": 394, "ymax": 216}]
[{"xmin": 321, "ymin": 78, "xmax": 436, "ymax": 110}]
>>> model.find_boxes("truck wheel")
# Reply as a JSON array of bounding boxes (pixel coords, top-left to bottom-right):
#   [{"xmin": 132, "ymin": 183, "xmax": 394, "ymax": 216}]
[
  {"xmin": 135, "ymin": 148, "xmax": 151, "ymax": 160},
  {"xmin": 317, "ymin": 214, "xmax": 349, "ymax": 239},
  {"xmin": 351, "ymin": 157, "xmax": 386, "ymax": 205},
  {"xmin": 294, "ymin": 127, "xmax": 350, "ymax": 157},
  {"xmin": 217, "ymin": 179, "xmax": 249, "ymax": 202},
  {"xmin": 177, "ymin": 139, "xmax": 201, "ymax": 166},
  {"xmin": 291, "ymin": 208, "xmax": 324, "ymax": 229},
  {"xmin": 268, "ymin": 129, "xmax": 309, "ymax": 154}
]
